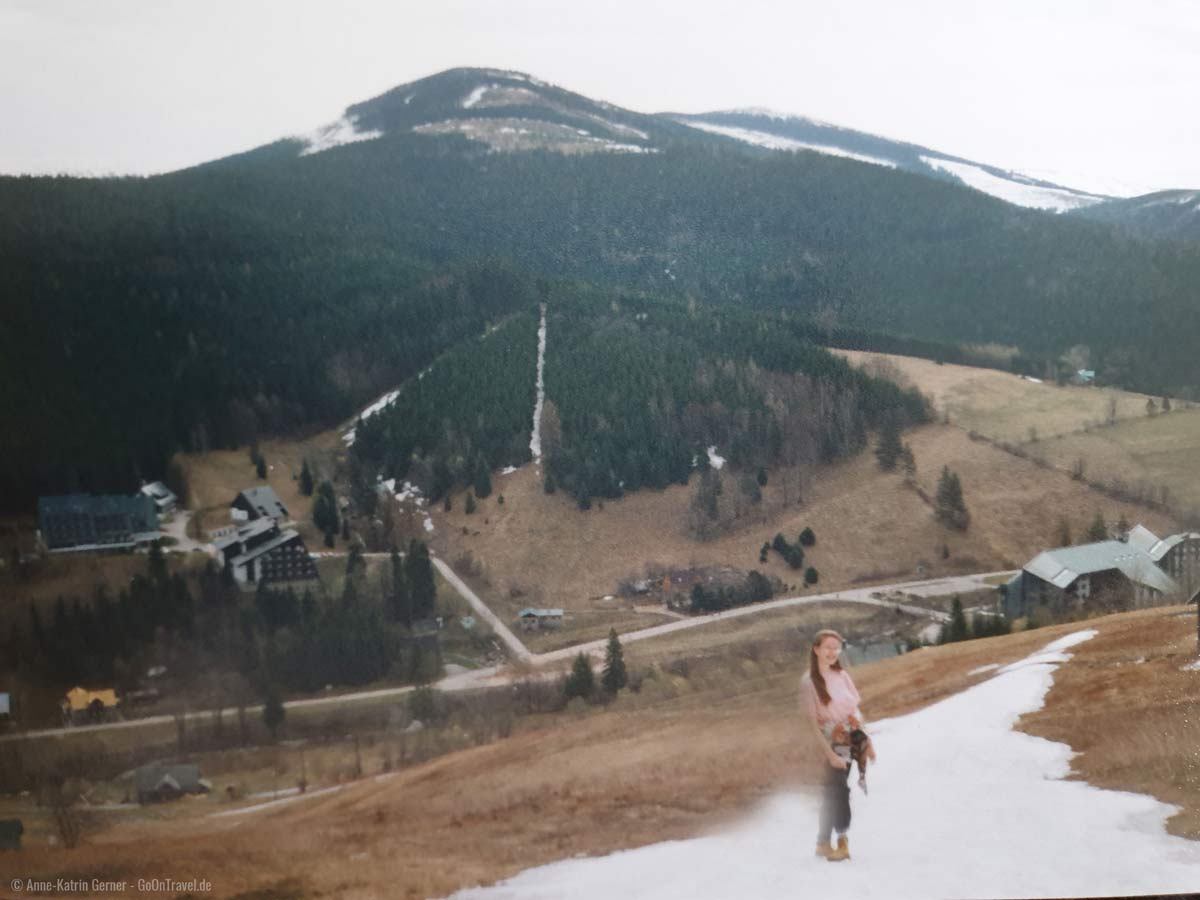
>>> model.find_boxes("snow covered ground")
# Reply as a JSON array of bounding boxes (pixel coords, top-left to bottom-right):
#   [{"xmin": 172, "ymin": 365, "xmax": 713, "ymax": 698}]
[
  {"xmin": 920, "ymin": 157, "xmax": 1105, "ymax": 213},
  {"xmin": 448, "ymin": 630, "xmax": 1200, "ymax": 899},
  {"xmin": 529, "ymin": 305, "xmax": 547, "ymax": 461},
  {"xmin": 342, "ymin": 388, "xmax": 400, "ymax": 444},
  {"xmin": 683, "ymin": 119, "xmax": 897, "ymax": 169},
  {"xmin": 297, "ymin": 115, "xmax": 383, "ymax": 157}
]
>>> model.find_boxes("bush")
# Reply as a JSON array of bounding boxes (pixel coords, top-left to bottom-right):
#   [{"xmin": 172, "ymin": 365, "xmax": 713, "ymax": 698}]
[{"xmin": 799, "ymin": 527, "xmax": 816, "ymax": 547}]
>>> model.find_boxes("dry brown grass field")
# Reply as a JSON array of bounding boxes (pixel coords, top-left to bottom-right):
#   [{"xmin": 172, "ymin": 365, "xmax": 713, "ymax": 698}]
[
  {"xmin": 0, "ymin": 552, "xmax": 211, "ymax": 630},
  {"xmin": 5, "ymin": 606, "xmax": 1196, "ymax": 899},
  {"xmin": 837, "ymin": 350, "xmax": 1161, "ymax": 443},
  {"xmin": 426, "ymin": 423, "xmax": 1174, "ymax": 641},
  {"xmin": 1031, "ymin": 407, "xmax": 1200, "ymax": 517},
  {"xmin": 173, "ymin": 429, "xmax": 343, "ymax": 549},
  {"xmin": 840, "ymin": 349, "xmax": 1200, "ymax": 518}
]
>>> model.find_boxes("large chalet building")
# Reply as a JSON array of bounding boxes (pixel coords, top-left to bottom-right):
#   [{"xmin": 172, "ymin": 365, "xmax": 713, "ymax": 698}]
[
  {"xmin": 211, "ymin": 518, "xmax": 317, "ymax": 586},
  {"xmin": 1003, "ymin": 525, "xmax": 1200, "ymax": 619},
  {"xmin": 37, "ymin": 493, "xmax": 159, "ymax": 551}
]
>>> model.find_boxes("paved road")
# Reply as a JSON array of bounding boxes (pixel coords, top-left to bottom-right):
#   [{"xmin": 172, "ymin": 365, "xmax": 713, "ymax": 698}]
[
  {"xmin": 1, "ymin": 568, "xmax": 1010, "ymax": 743},
  {"xmin": 430, "ymin": 553, "xmax": 532, "ymax": 661}
]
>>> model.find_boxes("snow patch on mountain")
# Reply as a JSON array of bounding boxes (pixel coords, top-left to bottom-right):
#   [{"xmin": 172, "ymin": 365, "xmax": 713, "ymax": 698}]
[
  {"xmin": 298, "ymin": 115, "xmax": 383, "ymax": 157},
  {"xmin": 461, "ymin": 84, "xmax": 495, "ymax": 109},
  {"xmin": 342, "ymin": 388, "xmax": 400, "ymax": 444},
  {"xmin": 415, "ymin": 118, "xmax": 654, "ymax": 155},
  {"xmin": 920, "ymin": 156, "xmax": 1105, "ymax": 212},
  {"xmin": 681, "ymin": 120, "xmax": 897, "ymax": 169}
]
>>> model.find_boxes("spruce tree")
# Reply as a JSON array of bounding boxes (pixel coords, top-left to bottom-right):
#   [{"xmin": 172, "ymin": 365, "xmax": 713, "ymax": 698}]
[
  {"xmin": 601, "ymin": 629, "xmax": 628, "ymax": 694},
  {"xmin": 948, "ymin": 597, "xmax": 969, "ymax": 643},
  {"xmin": 564, "ymin": 652, "xmax": 595, "ymax": 701},
  {"xmin": 935, "ymin": 467, "xmax": 970, "ymax": 531},
  {"xmin": 804, "ymin": 566, "xmax": 819, "ymax": 586},
  {"xmin": 256, "ymin": 456, "xmax": 268, "ymax": 479},
  {"xmin": 1085, "ymin": 512, "xmax": 1109, "ymax": 543},
  {"xmin": 465, "ymin": 493, "xmax": 477, "ymax": 515},
  {"xmin": 313, "ymin": 480, "xmax": 339, "ymax": 536},
  {"xmin": 299, "ymin": 459, "xmax": 314, "ymax": 496},
  {"xmin": 405, "ymin": 539, "xmax": 437, "ymax": 620},
  {"xmin": 1116, "ymin": 513, "xmax": 1131, "ymax": 540},
  {"xmin": 875, "ymin": 420, "xmax": 903, "ymax": 471},
  {"xmin": 473, "ymin": 459, "xmax": 493, "ymax": 499},
  {"xmin": 799, "ymin": 527, "xmax": 816, "ymax": 547}
]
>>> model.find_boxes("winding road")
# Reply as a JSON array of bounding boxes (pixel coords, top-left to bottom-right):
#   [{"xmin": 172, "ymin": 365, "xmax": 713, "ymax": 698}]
[{"xmin": 1, "ymin": 566, "xmax": 1009, "ymax": 743}]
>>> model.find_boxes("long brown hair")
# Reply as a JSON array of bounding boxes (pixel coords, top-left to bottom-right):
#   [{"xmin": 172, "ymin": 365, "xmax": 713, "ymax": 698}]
[{"xmin": 809, "ymin": 629, "xmax": 845, "ymax": 705}]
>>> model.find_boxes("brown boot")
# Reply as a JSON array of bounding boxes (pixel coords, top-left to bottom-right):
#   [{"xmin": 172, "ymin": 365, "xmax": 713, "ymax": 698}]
[
  {"xmin": 832, "ymin": 834, "xmax": 850, "ymax": 861},
  {"xmin": 815, "ymin": 842, "xmax": 836, "ymax": 860}
]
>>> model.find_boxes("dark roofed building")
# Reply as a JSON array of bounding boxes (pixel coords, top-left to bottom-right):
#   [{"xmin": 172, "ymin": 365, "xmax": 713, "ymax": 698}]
[
  {"xmin": 134, "ymin": 763, "xmax": 211, "ymax": 804},
  {"xmin": 37, "ymin": 493, "xmax": 158, "ymax": 551},
  {"xmin": 232, "ymin": 486, "xmax": 289, "ymax": 522},
  {"xmin": 212, "ymin": 519, "xmax": 317, "ymax": 586}
]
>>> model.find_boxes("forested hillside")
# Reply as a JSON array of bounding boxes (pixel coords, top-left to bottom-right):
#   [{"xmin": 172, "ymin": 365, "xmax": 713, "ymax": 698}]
[
  {"xmin": 6, "ymin": 67, "xmax": 1200, "ymax": 510},
  {"xmin": 351, "ymin": 296, "xmax": 930, "ymax": 506}
]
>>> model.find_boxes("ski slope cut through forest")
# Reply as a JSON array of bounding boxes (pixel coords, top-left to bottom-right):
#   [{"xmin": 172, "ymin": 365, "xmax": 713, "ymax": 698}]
[
  {"xmin": 448, "ymin": 631, "xmax": 1200, "ymax": 900},
  {"xmin": 529, "ymin": 304, "xmax": 547, "ymax": 462}
]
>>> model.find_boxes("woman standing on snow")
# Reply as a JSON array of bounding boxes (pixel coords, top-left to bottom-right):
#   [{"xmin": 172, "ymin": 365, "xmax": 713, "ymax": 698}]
[{"xmin": 801, "ymin": 628, "xmax": 873, "ymax": 862}]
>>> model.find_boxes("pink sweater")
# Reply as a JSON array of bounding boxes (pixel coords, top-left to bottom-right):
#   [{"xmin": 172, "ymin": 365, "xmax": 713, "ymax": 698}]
[{"xmin": 801, "ymin": 668, "xmax": 862, "ymax": 732}]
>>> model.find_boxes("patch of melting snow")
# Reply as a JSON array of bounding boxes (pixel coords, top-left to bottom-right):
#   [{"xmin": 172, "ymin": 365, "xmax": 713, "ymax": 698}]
[
  {"xmin": 501, "ymin": 465, "xmax": 520, "ymax": 475},
  {"xmin": 706, "ymin": 446, "xmax": 726, "ymax": 470},
  {"xmin": 462, "ymin": 84, "xmax": 497, "ymax": 109},
  {"xmin": 423, "ymin": 516, "xmax": 435, "ymax": 533},
  {"xmin": 1182, "ymin": 658, "xmax": 1200, "ymax": 672},
  {"xmin": 343, "ymin": 388, "xmax": 401, "ymax": 444},
  {"xmin": 920, "ymin": 156, "xmax": 1105, "ymax": 213},
  {"xmin": 297, "ymin": 115, "xmax": 383, "ymax": 157},
  {"xmin": 967, "ymin": 663, "xmax": 1000, "ymax": 676},
  {"xmin": 682, "ymin": 119, "xmax": 897, "ymax": 168},
  {"xmin": 530, "ymin": 305, "xmax": 548, "ymax": 461},
  {"xmin": 444, "ymin": 630, "xmax": 1200, "ymax": 900}
]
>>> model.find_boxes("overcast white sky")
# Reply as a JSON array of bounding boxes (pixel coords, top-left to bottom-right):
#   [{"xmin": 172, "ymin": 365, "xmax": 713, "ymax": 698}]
[{"xmin": 2, "ymin": 0, "xmax": 1198, "ymax": 196}]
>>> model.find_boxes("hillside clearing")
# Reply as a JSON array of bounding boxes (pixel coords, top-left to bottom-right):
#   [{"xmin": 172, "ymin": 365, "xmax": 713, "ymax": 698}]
[{"xmin": 427, "ymin": 423, "xmax": 1174, "ymax": 641}]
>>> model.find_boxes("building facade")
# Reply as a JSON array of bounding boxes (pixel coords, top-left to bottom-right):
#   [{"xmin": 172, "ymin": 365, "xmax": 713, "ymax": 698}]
[{"xmin": 37, "ymin": 494, "xmax": 159, "ymax": 550}]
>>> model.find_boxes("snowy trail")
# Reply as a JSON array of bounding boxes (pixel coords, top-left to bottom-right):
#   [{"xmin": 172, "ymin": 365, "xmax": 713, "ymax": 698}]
[
  {"xmin": 448, "ymin": 631, "xmax": 1200, "ymax": 900},
  {"xmin": 529, "ymin": 304, "xmax": 547, "ymax": 462}
]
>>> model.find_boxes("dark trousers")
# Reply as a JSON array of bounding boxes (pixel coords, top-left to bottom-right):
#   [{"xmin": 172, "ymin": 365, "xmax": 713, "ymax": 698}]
[{"xmin": 817, "ymin": 763, "xmax": 851, "ymax": 844}]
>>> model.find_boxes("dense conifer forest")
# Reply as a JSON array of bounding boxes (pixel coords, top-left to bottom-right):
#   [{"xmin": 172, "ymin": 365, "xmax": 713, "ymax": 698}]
[{"xmin": 350, "ymin": 295, "xmax": 930, "ymax": 505}]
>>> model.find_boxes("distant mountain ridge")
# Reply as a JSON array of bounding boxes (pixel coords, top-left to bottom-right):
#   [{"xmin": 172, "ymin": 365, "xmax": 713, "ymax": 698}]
[
  {"xmin": 669, "ymin": 109, "xmax": 1111, "ymax": 213},
  {"xmin": 281, "ymin": 67, "xmax": 1117, "ymax": 214}
]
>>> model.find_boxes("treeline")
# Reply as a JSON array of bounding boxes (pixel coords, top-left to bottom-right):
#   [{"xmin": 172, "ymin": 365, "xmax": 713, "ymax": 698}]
[
  {"xmin": 689, "ymin": 571, "xmax": 775, "ymax": 613},
  {"xmin": 540, "ymin": 302, "xmax": 932, "ymax": 507},
  {"xmin": 1, "ymin": 540, "xmax": 445, "ymax": 704},
  {"xmin": 350, "ymin": 294, "xmax": 930, "ymax": 506},
  {"xmin": 350, "ymin": 312, "xmax": 539, "ymax": 499}
]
